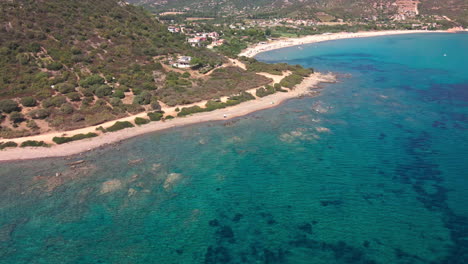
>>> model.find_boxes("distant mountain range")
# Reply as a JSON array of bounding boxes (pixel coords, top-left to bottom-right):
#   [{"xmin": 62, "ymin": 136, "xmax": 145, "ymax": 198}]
[{"xmin": 127, "ymin": 0, "xmax": 467, "ymax": 26}]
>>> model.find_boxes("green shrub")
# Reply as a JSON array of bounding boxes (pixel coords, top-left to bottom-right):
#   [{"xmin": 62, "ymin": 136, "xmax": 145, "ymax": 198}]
[
  {"xmin": 0, "ymin": 141, "xmax": 18, "ymax": 150},
  {"xmin": 20, "ymin": 140, "xmax": 49, "ymax": 148},
  {"xmin": 105, "ymin": 121, "xmax": 134, "ymax": 132},
  {"xmin": 0, "ymin": 99, "xmax": 20, "ymax": 113},
  {"xmin": 165, "ymin": 115, "xmax": 174, "ymax": 120},
  {"xmin": 52, "ymin": 132, "xmax": 98, "ymax": 144},
  {"xmin": 135, "ymin": 117, "xmax": 150, "ymax": 125},
  {"xmin": 148, "ymin": 112, "xmax": 163, "ymax": 121},
  {"xmin": 46, "ymin": 61, "xmax": 63, "ymax": 71},
  {"xmin": 205, "ymin": 100, "xmax": 226, "ymax": 111},
  {"xmin": 124, "ymin": 104, "xmax": 145, "ymax": 114},
  {"xmin": 95, "ymin": 85, "xmax": 113, "ymax": 98},
  {"xmin": 56, "ymin": 83, "xmax": 76, "ymax": 94},
  {"xmin": 26, "ymin": 120, "xmax": 39, "ymax": 130},
  {"xmin": 9, "ymin": 111, "xmax": 25, "ymax": 123},
  {"xmin": 133, "ymin": 91, "xmax": 151, "ymax": 105},
  {"xmin": 67, "ymin": 92, "xmax": 81, "ymax": 101},
  {"xmin": 280, "ymin": 74, "xmax": 304, "ymax": 88},
  {"xmin": 29, "ymin": 109, "xmax": 50, "ymax": 119},
  {"xmin": 42, "ymin": 96, "xmax": 67, "ymax": 108},
  {"xmin": 60, "ymin": 103, "xmax": 74, "ymax": 114},
  {"xmin": 110, "ymin": 98, "xmax": 122, "ymax": 106},
  {"xmin": 256, "ymin": 85, "xmax": 276, "ymax": 97},
  {"xmin": 112, "ymin": 90, "xmax": 125, "ymax": 99},
  {"xmin": 150, "ymin": 99, "xmax": 161, "ymax": 111},
  {"xmin": 20, "ymin": 96, "xmax": 37, "ymax": 107},
  {"xmin": 79, "ymin": 75, "xmax": 105, "ymax": 88}
]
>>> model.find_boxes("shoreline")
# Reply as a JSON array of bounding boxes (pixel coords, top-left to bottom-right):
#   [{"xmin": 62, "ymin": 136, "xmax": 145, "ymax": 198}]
[
  {"xmin": 0, "ymin": 73, "xmax": 336, "ymax": 162},
  {"xmin": 239, "ymin": 30, "xmax": 453, "ymax": 58},
  {"xmin": 2, "ymin": 29, "xmax": 460, "ymax": 162}
]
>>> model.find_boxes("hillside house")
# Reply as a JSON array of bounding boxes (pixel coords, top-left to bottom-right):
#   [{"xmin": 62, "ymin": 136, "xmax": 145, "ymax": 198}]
[{"xmin": 173, "ymin": 56, "xmax": 192, "ymax": 68}]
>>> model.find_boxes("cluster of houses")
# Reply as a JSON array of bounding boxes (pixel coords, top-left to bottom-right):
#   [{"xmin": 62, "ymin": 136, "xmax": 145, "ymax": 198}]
[{"xmin": 167, "ymin": 26, "xmax": 225, "ymax": 48}]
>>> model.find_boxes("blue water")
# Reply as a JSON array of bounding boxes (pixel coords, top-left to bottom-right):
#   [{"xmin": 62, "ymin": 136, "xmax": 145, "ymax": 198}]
[{"xmin": 1, "ymin": 33, "xmax": 467, "ymax": 263}]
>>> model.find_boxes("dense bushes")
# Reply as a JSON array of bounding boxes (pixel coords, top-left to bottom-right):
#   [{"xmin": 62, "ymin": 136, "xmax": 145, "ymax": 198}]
[
  {"xmin": 178, "ymin": 105, "xmax": 205, "ymax": 117},
  {"xmin": 148, "ymin": 111, "xmax": 163, "ymax": 121},
  {"xmin": 79, "ymin": 75, "xmax": 105, "ymax": 88},
  {"xmin": 56, "ymin": 83, "xmax": 76, "ymax": 94},
  {"xmin": 0, "ymin": 141, "xmax": 18, "ymax": 150},
  {"xmin": 29, "ymin": 109, "xmax": 50, "ymax": 119},
  {"xmin": 105, "ymin": 121, "xmax": 134, "ymax": 132},
  {"xmin": 20, "ymin": 140, "xmax": 49, "ymax": 147},
  {"xmin": 95, "ymin": 85, "xmax": 113, "ymax": 97},
  {"xmin": 256, "ymin": 85, "xmax": 276, "ymax": 97},
  {"xmin": 9, "ymin": 111, "xmax": 25, "ymax": 123},
  {"xmin": 52, "ymin": 132, "xmax": 98, "ymax": 144},
  {"xmin": 20, "ymin": 96, "xmax": 37, "ymax": 107},
  {"xmin": 0, "ymin": 99, "xmax": 20, "ymax": 113},
  {"xmin": 134, "ymin": 117, "xmax": 150, "ymax": 125},
  {"xmin": 280, "ymin": 74, "xmax": 304, "ymax": 88}
]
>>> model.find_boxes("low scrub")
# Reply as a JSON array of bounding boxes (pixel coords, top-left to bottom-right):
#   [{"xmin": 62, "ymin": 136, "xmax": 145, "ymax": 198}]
[
  {"xmin": 52, "ymin": 133, "xmax": 98, "ymax": 144},
  {"xmin": 178, "ymin": 105, "xmax": 205, "ymax": 117},
  {"xmin": 147, "ymin": 112, "xmax": 164, "ymax": 121},
  {"xmin": 0, "ymin": 141, "xmax": 18, "ymax": 150},
  {"xmin": 20, "ymin": 140, "xmax": 49, "ymax": 148},
  {"xmin": 105, "ymin": 121, "xmax": 134, "ymax": 132},
  {"xmin": 280, "ymin": 74, "xmax": 304, "ymax": 89},
  {"xmin": 135, "ymin": 117, "xmax": 150, "ymax": 126},
  {"xmin": 256, "ymin": 85, "xmax": 276, "ymax": 97}
]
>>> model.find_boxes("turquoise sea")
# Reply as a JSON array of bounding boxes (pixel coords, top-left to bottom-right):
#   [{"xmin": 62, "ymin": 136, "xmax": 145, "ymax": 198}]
[{"xmin": 1, "ymin": 33, "xmax": 467, "ymax": 263}]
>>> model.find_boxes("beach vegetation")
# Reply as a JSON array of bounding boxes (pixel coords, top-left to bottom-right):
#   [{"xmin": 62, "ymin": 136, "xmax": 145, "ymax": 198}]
[
  {"xmin": 256, "ymin": 85, "xmax": 276, "ymax": 97},
  {"xmin": 20, "ymin": 140, "xmax": 49, "ymax": 148},
  {"xmin": 105, "ymin": 121, "xmax": 134, "ymax": 132},
  {"xmin": 148, "ymin": 111, "xmax": 164, "ymax": 121},
  {"xmin": 280, "ymin": 74, "xmax": 304, "ymax": 88},
  {"xmin": 0, "ymin": 141, "xmax": 18, "ymax": 150},
  {"xmin": 52, "ymin": 132, "xmax": 98, "ymax": 144},
  {"xmin": 165, "ymin": 115, "xmax": 174, "ymax": 120},
  {"xmin": 135, "ymin": 117, "xmax": 150, "ymax": 125}
]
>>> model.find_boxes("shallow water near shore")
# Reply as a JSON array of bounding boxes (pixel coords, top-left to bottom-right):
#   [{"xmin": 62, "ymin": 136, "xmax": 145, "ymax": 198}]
[{"xmin": 1, "ymin": 33, "xmax": 467, "ymax": 263}]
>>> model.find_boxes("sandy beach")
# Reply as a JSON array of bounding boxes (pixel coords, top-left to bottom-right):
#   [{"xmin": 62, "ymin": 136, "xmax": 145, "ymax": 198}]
[
  {"xmin": 0, "ymin": 73, "xmax": 335, "ymax": 162},
  {"xmin": 239, "ymin": 30, "xmax": 449, "ymax": 58}
]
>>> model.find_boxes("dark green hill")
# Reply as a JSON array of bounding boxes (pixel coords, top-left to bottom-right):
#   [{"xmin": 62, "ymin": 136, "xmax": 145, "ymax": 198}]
[
  {"xmin": 0, "ymin": 0, "xmax": 184, "ymax": 99},
  {"xmin": 0, "ymin": 0, "xmax": 273, "ymax": 138}
]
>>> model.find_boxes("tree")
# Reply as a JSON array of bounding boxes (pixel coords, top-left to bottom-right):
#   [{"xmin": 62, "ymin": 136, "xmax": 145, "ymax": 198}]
[{"xmin": 0, "ymin": 100, "xmax": 20, "ymax": 113}]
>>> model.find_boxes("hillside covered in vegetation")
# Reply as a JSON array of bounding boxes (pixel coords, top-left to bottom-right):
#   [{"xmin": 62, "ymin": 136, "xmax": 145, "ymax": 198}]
[
  {"xmin": 0, "ymin": 0, "xmax": 286, "ymax": 139},
  {"xmin": 128, "ymin": 0, "xmax": 467, "ymax": 26}
]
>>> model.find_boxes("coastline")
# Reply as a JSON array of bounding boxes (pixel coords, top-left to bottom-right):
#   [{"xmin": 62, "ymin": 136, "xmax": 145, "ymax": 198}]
[
  {"xmin": 2, "ymin": 29, "xmax": 459, "ymax": 162},
  {"xmin": 0, "ymin": 73, "xmax": 336, "ymax": 162},
  {"xmin": 239, "ymin": 30, "xmax": 451, "ymax": 58}
]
